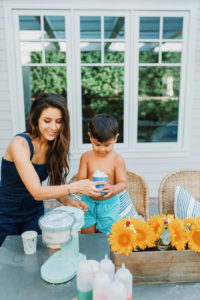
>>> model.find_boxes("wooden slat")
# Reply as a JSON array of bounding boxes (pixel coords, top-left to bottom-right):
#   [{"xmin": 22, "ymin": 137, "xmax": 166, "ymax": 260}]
[{"xmin": 111, "ymin": 249, "xmax": 200, "ymax": 285}]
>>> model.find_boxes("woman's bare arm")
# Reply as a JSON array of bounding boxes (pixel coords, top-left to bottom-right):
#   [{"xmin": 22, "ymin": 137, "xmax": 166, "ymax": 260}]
[{"xmin": 9, "ymin": 137, "xmax": 103, "ymax": 200}]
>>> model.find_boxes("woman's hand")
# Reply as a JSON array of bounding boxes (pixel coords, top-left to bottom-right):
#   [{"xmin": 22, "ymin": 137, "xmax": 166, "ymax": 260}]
[
  {"xmin": 58, "ymin": 195, "xmax": 88, "ymax": 212},
  {"xmin": 71, "ymin": 179, "xmax": 105, "ymax": 198},
  {"xmin": 67, "ymin": 197, "xmax": 88, "ymax": 212}
]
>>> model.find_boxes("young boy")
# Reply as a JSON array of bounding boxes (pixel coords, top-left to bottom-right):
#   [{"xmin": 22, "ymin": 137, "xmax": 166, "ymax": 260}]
[{"xmin": 77, "ymin": 113, "xmax": 126, "ymax": 234}]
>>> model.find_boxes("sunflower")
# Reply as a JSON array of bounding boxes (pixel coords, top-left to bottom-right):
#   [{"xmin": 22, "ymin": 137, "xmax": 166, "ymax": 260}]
[
  {"xmin": 184, "ymin": 217, "xmax": 195, "ymax": 229},
  {"xmin": 188, "ymin": 219, "xmax": 200, "ymax": 253},
  {"xmin": 130, "ymin": 218, "xmax": 156, "ymax": 250},
  {"xmin": 108, "ymin": 219, "xmax": 137, "ymax": 256},
  {"xmin": 148, "ymin": 215, "xmax": 164, "ymax": 240},
  {"xmin": 168, "ymin": 218, "xmax": 188, "ymax": 250}
]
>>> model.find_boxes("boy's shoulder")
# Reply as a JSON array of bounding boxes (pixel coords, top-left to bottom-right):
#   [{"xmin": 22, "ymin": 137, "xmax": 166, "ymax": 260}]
[
  {"xmin": 81, "ymin": 150, "xmax": 94, "ymax": 159},
  {"xmin": 113, "ymin": 151, "xmax": 124, "ymax": 161}
]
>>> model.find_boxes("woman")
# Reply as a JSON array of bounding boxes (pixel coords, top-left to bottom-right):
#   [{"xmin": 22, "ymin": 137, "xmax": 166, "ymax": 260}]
[{"xmin": 0, "ymin": 93, "xmax": 103, "ymax": 246}]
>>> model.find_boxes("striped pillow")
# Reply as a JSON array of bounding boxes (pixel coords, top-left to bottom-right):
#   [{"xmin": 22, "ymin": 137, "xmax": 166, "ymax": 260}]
[
  {"xmin": 174, "ymin": 186, "xmax": 200, "ymax": 219},
  {"xmin": 118, "ymin": 189, "xmax": 142, "ymax": 220}
]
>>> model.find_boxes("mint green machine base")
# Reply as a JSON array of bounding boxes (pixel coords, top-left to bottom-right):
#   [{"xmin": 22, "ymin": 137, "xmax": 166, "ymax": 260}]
[{"xmin": 41, "ymin": 234, "xmax": 84, "ymax": 284}]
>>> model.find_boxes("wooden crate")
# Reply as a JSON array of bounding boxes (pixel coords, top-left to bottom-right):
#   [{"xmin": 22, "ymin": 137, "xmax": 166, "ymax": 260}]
[{"xmin": 111, "ymin": 249, "xmax": 200, "ymax": 285}]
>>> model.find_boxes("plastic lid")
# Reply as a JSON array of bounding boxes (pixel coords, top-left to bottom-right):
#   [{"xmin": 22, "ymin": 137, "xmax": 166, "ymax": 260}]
[
  {"xmin": 39, "ymin": 209, "xmax": 74, "ymax": 231},
  {"xmin": 100, "ymin": 254, "xmax": 114, "ymax": 281},
  {"xmin": 108, "ymin": 281, "xmax": 127, "ymax": 300},
  {"xmin": 77, "ymin": 256, "xmax": 93, "ymax": 274},
  {"xmin": 115, "ymin": 263, "xmax": 132, "ymax": 281}
]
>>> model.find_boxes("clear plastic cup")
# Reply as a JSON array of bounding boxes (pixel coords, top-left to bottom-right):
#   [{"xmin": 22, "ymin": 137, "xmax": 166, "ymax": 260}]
[{"xmin": 21, "ymin": 230, "xmax": 37, "ymax": 255}]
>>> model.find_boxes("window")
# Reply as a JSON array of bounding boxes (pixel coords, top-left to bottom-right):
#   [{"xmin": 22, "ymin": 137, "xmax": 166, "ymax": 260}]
[
  {"xmin": 19, "ymin": 14, "xmax": 68, "ymax": 125},
  {"xmin": 79, "ymin": 15, "xmax": 126, "ymax": 143},
  {"xmin": 13, "ymin": 9, "xmax": 189, "ymax": 154},
  {"xmin": 137, "ymin": 15, "xmax": 184, "ymax": 143}
]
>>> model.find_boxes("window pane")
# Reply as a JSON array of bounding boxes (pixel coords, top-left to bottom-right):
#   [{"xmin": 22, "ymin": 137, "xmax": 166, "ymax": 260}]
[
  {"xmin": 80, "ymin": 42, "xmax": 101, "ymax": 63},
  {"xmin": 139, "ymin": 42, "xmax": 159, "ymax": 63},
  {"xmin": 81, "ymin": 66, "xmax": 124, "ymax": 143},
  {"xmin": 20, "ymin": 42, "xmax": 42, "ymax": 64},
  {"xmin": 44, "ymin": 16, "xmax": 65, "ymax": 39},
  {"xmin": 22, "ymin": 66, "xmax": 67, "ymax": 126},
  {"xmin": 161, "ymin": 42, "xmax": 182, "ymax": 63},
  {"xmin": 104, "ymin": 17, "xmax": 124, "ymax": 39},
  {"xmin": 138, "ymin": 66, "xmax": 180, "ymax": 143},
  {"xmin": 45, "ymin": 42, "xmax": 66, "ymax": 63},
  {"xmin": 163, "ymin": 17, "xmax": 183, "ymax": 39},
  {"xmin": 140, "ymin": 17, "xmax": 160, "ymax": 39},
  {"xmin": 104, "ymin": 42, "xmax": 124, "ymax": 63},
  {"xmin": 19, "ymin": 16, "xmax": 41, "ymax": 40},
  {"xmin": 80, "ymin": 17, "xmax": 101, "ymax": 39}
]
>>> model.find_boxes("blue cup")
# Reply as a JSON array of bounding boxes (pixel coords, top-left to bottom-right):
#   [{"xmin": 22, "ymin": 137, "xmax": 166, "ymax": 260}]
[{"xmin": 93, "ymin": 176, "xmax": 108, "ymax": 195}]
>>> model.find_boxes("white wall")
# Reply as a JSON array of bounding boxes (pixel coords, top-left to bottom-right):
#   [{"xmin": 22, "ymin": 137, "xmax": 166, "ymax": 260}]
[
  {"xmin": 0, "ymin": 0, "xmax": 200, "ymax": 198},
  {"xmin": 0, "ymin": 0, "xmax": 12, "ymax": 158}
]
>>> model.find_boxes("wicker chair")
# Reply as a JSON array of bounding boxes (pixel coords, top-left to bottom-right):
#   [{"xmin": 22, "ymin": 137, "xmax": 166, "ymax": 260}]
[
  {"xmin": 69, "ymin": 170, "xmax": 149, "ymax": 220},
  {"xmin": 158, "ymin": 169, "xmax": 200, "ymax": 215}
]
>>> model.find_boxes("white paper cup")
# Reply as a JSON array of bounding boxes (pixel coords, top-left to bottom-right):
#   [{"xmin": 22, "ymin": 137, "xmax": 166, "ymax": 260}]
[{"xmin": 21, "ymin": 231, "xmax": 37, "ymax": 255}]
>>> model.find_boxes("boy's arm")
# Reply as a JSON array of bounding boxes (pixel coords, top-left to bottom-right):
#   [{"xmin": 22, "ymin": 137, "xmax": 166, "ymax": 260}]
[
  {"xmin": 77, "ymin": 153, "xmax": 88, "ymax": 181},
  {"xmin": 115, "ymin": 156, "xmax": 127, "ymax": 192},
  {"xmin": 104, "ymin": 156, "xmax": 126, "ymax": 197}
]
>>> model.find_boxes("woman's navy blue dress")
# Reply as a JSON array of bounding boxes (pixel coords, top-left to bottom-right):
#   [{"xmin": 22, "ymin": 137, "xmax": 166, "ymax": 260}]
[{"xmin": 0, "ymin": 133, "xmax": 48, "ymax": 246}]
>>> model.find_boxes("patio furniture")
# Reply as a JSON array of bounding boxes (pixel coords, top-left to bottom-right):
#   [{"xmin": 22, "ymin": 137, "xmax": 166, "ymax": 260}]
[
  {"xmin": 158, "ymin": 169, "xmax": 200, "ymax": 215},
  {"xmin": 69, "ymin": 170, "xmax": 149, "ymax": 220}
]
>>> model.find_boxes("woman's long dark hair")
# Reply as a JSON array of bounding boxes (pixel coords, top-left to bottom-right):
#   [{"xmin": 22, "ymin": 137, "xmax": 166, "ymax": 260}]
[{"xmin": 27, "ymin": 93, "xmax": 70, "ymax": 185}]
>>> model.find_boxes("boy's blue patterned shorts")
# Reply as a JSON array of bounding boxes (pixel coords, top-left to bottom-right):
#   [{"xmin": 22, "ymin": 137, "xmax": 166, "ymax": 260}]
[{"xmin": 81, "ymin": 194, "xmax": 119, "ymax": 233}]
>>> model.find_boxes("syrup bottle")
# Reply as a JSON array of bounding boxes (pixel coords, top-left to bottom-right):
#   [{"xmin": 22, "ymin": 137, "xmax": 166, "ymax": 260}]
[
  {"xmin": 115, "ymin": 263, "xmax": 133, "ymax": 300},
  {"xmin": 108, "ymin": 280, "xmax": 127, "ymax": 300},
  {"xmin": 77, "ymin": 256, "xmax": 93, "ymax": 300},
  {"xmin": 100, "ymin": 254, "xmax": 115, "ymax": 281},
  {"xmin": 93, "ymin": 271, "xmax": 111, "ymax": 300}
]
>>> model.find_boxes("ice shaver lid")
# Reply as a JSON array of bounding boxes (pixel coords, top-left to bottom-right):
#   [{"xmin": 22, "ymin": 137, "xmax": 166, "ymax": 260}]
[{"xmin": 39, "ymin": 209, "xmax": 74, "ymax": 232}]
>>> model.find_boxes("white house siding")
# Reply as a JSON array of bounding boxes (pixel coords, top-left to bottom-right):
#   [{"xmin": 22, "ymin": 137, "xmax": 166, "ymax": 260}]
[
  {"xmin": 0, "ymin": 0, "xmax": 200, "ymax": 198},
  {"xmin": 0, "ymin": 1, "xmax": 12, "ymax": 159}
]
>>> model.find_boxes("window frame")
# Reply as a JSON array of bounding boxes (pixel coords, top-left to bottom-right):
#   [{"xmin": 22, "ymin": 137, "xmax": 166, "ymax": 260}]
[
  {"xmin": 131, "ymin": 10, "xmax": 189, "ymax": 153},
  {"xmin": 4, "ymin": 1, "xmax": 195, "ymax": 158},
  {"xmin": 73, "ymin": 10, "xmax": 130, "ymax": 151}
]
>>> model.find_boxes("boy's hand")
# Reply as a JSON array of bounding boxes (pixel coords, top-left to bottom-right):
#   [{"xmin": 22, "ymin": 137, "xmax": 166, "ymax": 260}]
[{"xmin": 102, "ymin": 183, "xmax": 116, "ymax": 198}]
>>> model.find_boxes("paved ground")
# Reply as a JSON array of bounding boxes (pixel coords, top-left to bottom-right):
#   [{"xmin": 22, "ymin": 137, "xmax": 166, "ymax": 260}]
[{"xmin": 149, "ymin": 198, "xmax": 158, "ymax": 216}]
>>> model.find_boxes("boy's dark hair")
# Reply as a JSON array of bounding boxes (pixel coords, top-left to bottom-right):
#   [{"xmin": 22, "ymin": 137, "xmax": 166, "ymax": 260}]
[{"xmin": 89, "ymin": 113, "xmax": 118, "ymax": 142}]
